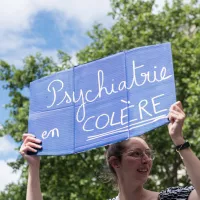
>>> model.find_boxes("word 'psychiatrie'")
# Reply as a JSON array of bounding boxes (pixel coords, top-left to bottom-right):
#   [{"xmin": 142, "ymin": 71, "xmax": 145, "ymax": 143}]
[{"xmin": 28, "ymin": 43, "xmax": 176, "ymax": 155}]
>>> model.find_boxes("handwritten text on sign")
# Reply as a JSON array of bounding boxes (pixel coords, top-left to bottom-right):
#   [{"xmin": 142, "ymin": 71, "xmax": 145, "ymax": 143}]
[{"xmin": 28, "ymin": 43, "xmax": 176, "ymax": 155}]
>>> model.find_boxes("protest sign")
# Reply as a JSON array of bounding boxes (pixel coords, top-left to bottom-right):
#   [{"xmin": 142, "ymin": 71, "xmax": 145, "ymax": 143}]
[{"xmin": 28, "ymin": 43, "xmax": 176, "ymax": 155}]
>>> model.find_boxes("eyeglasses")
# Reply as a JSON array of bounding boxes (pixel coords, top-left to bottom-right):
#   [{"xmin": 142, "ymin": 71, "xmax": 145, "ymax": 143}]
[{"xmin": 123, "ymin": 149, "xmax": 155, "ymax": 160}]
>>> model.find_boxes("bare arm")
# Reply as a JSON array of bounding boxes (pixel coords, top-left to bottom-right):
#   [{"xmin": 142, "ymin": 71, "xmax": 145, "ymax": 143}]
[
  {"xmin": 27, "ymin": 164, "xmax": 42, "ymax": 200},
  {"xmin": 20, "ymin": 134, "xmax": 43, "ymax": 200},
  {"xmin": 179, "ymin": 148, "xmax": 200, "ymax": 199},
  {"xmin": 168, "ymin": 101, "xmax": 200, "ymax": 199}
]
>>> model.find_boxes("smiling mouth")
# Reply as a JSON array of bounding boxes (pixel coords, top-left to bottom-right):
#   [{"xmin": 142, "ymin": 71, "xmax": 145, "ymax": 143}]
[{"xmin": 137, "ymin": 169, "xmax": 148, "ymax": 173}]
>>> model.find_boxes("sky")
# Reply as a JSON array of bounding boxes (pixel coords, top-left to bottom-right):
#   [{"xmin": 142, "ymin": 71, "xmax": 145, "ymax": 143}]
[{"xmin": 0, "ymin": 0, "xmax": 174, "ymax": 193}]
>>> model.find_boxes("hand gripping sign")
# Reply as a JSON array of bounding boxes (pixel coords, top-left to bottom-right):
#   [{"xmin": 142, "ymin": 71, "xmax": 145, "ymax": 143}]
[{"xmin": 28, "ymin": 43, "xmax": 176, "ymax": 155}]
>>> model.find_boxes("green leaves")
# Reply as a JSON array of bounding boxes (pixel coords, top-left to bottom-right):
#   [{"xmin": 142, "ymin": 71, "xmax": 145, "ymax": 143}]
[{"xmin": 77, "ymin": 0, "xmax": 200, "ymax": 192}]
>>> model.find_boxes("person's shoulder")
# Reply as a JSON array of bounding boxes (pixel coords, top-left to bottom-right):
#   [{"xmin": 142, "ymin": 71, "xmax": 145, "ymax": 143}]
[{"xmin": 159, "ymin": 186, "xmax": 194, "ymax": 200}]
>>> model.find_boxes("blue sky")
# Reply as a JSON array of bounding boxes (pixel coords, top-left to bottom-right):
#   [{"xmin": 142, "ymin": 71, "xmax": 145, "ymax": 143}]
[
  {"xmin": 0, "ymin": 0, "xmax": 112, "ymax": 191},
  {"xmin": 0, "ymin": 0, "xmax": 170, "ymax": 192}
]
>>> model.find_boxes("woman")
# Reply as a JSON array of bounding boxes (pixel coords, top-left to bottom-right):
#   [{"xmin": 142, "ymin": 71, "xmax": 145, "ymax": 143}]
[{"xmin": 20, "ymin": 101, "xmax": 200, "ymax": 200}]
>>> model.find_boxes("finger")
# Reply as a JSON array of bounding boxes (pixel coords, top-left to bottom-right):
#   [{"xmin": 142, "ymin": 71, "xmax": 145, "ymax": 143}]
[
  {"xmin": 22, "ymin": 133, "xmax": 36, "ymax": 141},
  {"xmin": 176, "ymin": 101, "xmax": 183, "ymax": 110},
  {"xmin": 169, "ymin": 112, "xmax": 179, "ymax": 118},
  {"xmin": 170, "ymin": 109, "xmax": 185, "ymax": 119},
  {"xmin": 171, "ymin": 101, "xmax": 184, "ymax": 112},
  {"xmin": 20, "ymin": 145, "xmax": 37, "ymax": 156},
  {"xmin": 169, "ymin": 109, "xmax": 180, "ymax": 116},
  {"xmin": 25, "ymin": 142, "xmax": 42, "ymax": 149},
  {"xmin": 168, "ymin": 112, "xmax": 177, "ymax": 123},
  {"xmin": 24, "ymin": 137, "xmax": 42, "ymax": 145},
  {"xmin": 169, "ymin": 110, "xmax": 183, "ymax": 119},
  {"xmin": 170, "ymin": 104, "xmax": 184, "ymax": 115},
  {"xmin": 25, "ymin": 146, "xmax": 38, "ymax": 153},
  {"xmin": 168, "ymin": 113, "xmax": 175, "ymax": 122},
  {"xmin": 169, "ymin": 111, "xmax": 185, "ymax": 123}
]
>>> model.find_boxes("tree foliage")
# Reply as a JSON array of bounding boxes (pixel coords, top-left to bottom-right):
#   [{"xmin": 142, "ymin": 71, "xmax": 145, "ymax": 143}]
[{"xmin": 0, "ymin": 0, "xmax": 200, "ymax": 199}]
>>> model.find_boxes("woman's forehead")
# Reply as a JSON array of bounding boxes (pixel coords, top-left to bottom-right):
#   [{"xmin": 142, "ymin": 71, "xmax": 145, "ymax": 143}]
[{"xmin": 126, "ymin": 137, "xmax": 150, "ymax": 150}]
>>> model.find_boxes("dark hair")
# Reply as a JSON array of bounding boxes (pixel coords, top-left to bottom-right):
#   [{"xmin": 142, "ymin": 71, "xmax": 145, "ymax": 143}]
[
  {"xmin": 104, "ymin": 135, "xmax": 149, "ymax": 188},
  {"xmin": 105, "ymin": 140, "xmax": 128, "ymax": 177}
]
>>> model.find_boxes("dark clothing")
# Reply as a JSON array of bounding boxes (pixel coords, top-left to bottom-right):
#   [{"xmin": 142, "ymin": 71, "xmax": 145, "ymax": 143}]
[
  {"xmin": 111, "ymin": 186, "xmax": 194, "ymax": 200},
  {"xmin": 159, "ymin": 186, "xmax": 194, "ymax": 200}
]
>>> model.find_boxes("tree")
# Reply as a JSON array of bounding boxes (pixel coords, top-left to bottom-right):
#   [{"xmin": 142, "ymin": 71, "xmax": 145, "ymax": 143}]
[
  {"xmin": 77, "ymin": 0, "xmax": 200, "ymax": 190},
  {"xmin": 0, "ymin": 0, "xmax": 200, "ymax": 199},
  {"xmin": 0, "ymin": 53, "xmax": 115, "ymax": 200}
]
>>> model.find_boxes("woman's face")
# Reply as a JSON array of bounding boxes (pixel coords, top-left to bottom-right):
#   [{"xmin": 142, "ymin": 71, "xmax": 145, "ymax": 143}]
[{"xmin": 118, "ymin": 137, "xmax": 153, "ymax": 185}]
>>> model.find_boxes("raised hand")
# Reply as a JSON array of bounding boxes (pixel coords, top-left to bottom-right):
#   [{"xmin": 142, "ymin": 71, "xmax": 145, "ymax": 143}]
[
  {"xmin": 19, "ymin": 133, "xmax": 42, "ymax": 168},
  {"xmin": 168, "ymin": 101, "xmax": 185, "ymax": 145}
]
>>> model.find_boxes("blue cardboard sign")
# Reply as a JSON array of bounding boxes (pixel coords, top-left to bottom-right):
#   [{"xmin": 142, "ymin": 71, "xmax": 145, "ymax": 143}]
[{"xmin": 28, "ymin": 43, "xmax": 176, "ymax": 155}]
